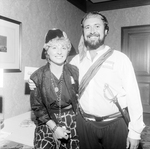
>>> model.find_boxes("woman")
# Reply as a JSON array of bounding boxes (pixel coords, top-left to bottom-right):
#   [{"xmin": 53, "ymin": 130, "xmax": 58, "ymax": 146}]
[{"xmin": 30, "ymin": 28, "xmax": 79, "ymax": 149}]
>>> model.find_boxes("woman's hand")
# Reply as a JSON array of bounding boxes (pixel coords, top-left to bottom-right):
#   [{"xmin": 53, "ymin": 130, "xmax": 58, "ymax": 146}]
[
  {"xmin": 54, "ymin": 126, "xmax": 71, "ymax": 140},
  {"xmin": 46, "ymin": 118, "xmax": 71, "ymax": 140}
]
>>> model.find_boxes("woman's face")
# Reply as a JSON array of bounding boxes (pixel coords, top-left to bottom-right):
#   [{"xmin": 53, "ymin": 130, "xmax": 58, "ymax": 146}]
[{"xmin": 47, "ymin": 39, "xmax": 69, "ymax": 65}]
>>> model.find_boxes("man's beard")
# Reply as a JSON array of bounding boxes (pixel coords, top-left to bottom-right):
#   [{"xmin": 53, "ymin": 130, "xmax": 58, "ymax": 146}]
[{"xmin": 84, "ymin": 34, "xmax": 104, "ymax": 50}]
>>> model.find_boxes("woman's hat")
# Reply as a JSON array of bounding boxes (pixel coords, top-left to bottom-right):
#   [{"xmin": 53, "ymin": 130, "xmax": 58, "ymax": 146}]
[{"xmin": 41, "ymin": 29, "xmax": 77, "ymax": 59}]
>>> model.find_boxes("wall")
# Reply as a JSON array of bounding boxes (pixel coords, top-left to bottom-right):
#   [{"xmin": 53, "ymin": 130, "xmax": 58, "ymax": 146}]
[
  {"xmin": 0, "ymin": 0, "xmax": 84, "ymax": 119},
  {"xmin": 101, "ymin": 5, "xmax": 150, "ymax": 51}
]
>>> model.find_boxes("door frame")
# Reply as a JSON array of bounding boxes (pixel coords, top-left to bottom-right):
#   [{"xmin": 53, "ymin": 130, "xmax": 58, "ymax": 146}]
[{"xmin": 121, "ymin": 25, "xmax": 150, "ymax": 113}]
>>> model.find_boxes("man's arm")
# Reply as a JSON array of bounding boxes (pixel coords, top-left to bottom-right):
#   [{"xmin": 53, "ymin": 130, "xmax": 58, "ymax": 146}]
[{"xmin": 121, "ymin": 55, "xmax": 145, "ymax": 148}]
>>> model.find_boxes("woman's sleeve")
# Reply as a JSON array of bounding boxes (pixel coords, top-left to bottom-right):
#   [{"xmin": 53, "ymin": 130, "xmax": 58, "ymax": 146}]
[{"xmin": 30, "ymin": 77, "xmax": 50, "ymax": 125}]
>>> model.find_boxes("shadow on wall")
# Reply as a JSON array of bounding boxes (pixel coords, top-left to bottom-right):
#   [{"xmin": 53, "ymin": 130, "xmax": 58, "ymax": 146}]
[
  {"xmin": 0, "ymin": 96, "xmax": 2, "ymax": 113},
  {"xmin": 0, "ymin": 96, "xmax": 4, "ymax": 129},
  {"xmin": 25, "ymin": 82, "xmax": 30, "ymax": 95}
]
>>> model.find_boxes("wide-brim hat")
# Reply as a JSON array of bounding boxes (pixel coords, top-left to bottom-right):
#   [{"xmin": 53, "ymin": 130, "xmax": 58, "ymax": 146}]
[{"xmin": 41, "ymin": 29, "xmax": 77, "ymax": 59}]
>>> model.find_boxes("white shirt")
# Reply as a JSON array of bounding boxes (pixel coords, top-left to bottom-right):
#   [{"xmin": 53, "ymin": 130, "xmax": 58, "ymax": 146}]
[{"xmin": 70, "ymin": 45, "xmax": 145, "ymax": 140}]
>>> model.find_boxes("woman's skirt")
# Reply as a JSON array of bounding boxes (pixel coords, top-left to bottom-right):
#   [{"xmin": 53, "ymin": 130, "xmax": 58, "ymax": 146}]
[{"xmin": 34, "ymin": 109, "xmax": 79, "ymax": 149}]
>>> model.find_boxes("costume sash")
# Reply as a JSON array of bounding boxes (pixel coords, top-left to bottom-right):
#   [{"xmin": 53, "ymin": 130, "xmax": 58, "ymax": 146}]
[{"xmin": 79, "ymin": 49, "xmax": 113, "ymax": 99}]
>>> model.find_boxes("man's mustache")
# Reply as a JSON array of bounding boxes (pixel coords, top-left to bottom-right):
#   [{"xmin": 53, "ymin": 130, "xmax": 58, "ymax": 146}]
[{"xmin": 88, "ymin": 34, "xmax": 99, "ymax": 38}]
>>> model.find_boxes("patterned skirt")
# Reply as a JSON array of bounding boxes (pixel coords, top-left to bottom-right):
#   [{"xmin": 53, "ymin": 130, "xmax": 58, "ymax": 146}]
[{"xmin": 34, "ymin": 109, "xmax": 79, "ymax": 149}]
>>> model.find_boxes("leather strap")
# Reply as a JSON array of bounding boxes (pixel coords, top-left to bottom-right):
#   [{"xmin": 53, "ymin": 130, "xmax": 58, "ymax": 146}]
[{"xmin": 78, "ymin": 107, "xmax": 124, "ymax": 122}]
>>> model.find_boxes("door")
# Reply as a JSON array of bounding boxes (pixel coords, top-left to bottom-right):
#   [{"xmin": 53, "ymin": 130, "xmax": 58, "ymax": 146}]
[{"xmin": 121, "ymin": 25, "xmax": 150, "ymax": 113}]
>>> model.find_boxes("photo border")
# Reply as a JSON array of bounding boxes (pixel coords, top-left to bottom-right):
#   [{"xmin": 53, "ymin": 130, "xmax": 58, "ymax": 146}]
[{"xmin": 0, "ymin": 16, "xmax": 22, "ymax": 72}]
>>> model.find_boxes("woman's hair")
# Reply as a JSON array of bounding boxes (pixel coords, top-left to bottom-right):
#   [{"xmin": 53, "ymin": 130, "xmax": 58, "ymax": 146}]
[
  {"xmin": 81, "ymin": 11, "xmax": 109, "ymax": 32},
  {"xmin": 41, "ymin": 29, "xmax": 71, "ymax": 59}
]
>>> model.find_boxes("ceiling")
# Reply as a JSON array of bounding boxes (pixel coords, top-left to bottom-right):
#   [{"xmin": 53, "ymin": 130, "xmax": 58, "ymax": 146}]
[
  {"xmin": 90, "ymin": 0, "xmax": 113, "ymax": 3},
  {"xmin": 67, "ymin": 0, "xmax": 150, "ymax": 12}
]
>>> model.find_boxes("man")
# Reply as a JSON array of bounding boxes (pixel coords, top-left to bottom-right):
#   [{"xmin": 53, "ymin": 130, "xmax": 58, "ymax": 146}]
[{"xmin": 70, "ymin": 11, "xmax": 145, "ymax": 149}]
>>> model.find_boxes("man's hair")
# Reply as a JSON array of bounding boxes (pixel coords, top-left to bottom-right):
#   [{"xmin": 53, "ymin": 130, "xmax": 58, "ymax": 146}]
[{"xmin": 81, "ymin": 11, "xmax": 109, "ymax": 32}]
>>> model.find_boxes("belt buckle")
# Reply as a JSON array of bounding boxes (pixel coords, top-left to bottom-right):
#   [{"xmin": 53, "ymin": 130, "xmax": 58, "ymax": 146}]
[{"xmin": 85, "ymin": 117, "xmax": 96, "ymax": 121}]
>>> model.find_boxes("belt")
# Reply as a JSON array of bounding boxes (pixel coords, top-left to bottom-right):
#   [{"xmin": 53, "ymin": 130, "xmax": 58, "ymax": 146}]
[
  {"xmin": 79, "ymin": 107, "xmax": 124, "ymax": 122},
  {"xmin": 51, "ymin": 105, "xmax": 73, "ymax": 113}
]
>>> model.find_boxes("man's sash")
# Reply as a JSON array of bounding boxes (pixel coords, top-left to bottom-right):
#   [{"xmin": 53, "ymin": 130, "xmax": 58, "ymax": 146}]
[{"xmin": 79, "ymin": 49, "xmax": 113, "ymax": 99}]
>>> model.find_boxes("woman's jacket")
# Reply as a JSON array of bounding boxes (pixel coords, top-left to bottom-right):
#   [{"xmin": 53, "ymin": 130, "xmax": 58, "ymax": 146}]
[{"xmin": 30, "ymin": 63, "xmax": 79, "ymax": 125}]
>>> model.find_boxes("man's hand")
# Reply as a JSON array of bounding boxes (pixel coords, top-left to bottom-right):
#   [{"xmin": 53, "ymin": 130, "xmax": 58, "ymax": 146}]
[
  {"xmin": 28, "ymin": 79, "xmax": 36, "ymax": 90},
  {"xmin": 126, "ymin": 137, "xmax": 140, "ymax": 149}
]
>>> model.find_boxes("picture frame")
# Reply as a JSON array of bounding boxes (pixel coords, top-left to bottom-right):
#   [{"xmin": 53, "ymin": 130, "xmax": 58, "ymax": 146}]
[{"xmin": 0, "ymin": 16, "xmax": 22, "ymax": 72}]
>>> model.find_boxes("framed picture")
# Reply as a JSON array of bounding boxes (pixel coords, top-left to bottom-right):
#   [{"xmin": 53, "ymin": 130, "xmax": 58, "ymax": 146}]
[{"xmin": 0, "ymin": 16, "xmax": 22, "ymax": 72}]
